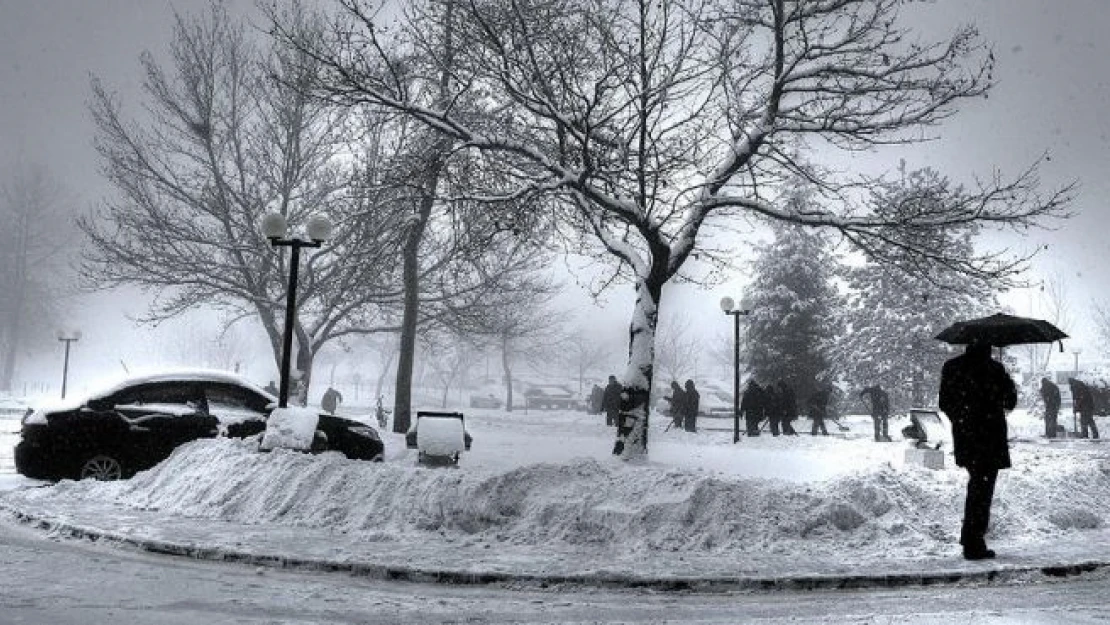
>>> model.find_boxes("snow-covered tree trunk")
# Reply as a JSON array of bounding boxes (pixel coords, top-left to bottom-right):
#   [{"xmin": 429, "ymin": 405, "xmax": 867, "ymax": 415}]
[{"xmin": 614, "ymin": 276, "xmax": 662, "ymax": 459}]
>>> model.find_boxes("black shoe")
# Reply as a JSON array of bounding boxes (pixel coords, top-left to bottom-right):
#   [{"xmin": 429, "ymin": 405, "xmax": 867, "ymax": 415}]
[{"xmin": 963, "ymin": 548, "xmax": 996, "ymax": 561}]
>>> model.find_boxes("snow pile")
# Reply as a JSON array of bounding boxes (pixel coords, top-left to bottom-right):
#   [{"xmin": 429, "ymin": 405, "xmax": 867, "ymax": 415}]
[
  {"xmin": 11, "ymin": 408, "xmax": 1110, "ymax": 566},
  {"xmin": 259, "ymin": 407, "xmax": 319, "ymax": 452}
]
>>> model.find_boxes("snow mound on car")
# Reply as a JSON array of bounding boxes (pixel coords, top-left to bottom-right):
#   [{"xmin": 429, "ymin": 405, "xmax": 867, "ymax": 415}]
[{"xmin": 16, "ymin": 436, "xmax": 1110, "ymax": 561}]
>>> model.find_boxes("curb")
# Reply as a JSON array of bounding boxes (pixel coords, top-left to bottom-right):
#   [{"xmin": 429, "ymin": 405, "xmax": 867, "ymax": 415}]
[{"xmin": 4, "ymin": 505, "xmax": 1107, "ymax": 592}]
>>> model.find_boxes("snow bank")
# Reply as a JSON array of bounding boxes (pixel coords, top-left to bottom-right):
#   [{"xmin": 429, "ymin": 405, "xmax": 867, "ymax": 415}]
[
  {"xmin": 13, "ymin": 407, "xmax": 1110, "ymax": 564},
  {"xmin": 259, "ymin": 407, "xmax": 319, "ymax": 452}
]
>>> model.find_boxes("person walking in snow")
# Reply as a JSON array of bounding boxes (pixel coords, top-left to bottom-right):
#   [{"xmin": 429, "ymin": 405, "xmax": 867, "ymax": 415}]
[
  {"xmin": 602, "ymin": 375, "xmax": 623, "ymax": 427},
  {"xmin": 763, "ymin": 382, "xmax": 782, "ymax": 436},
  {"xmin": 741, "ymin": 379, "xmax": 765, "ymax": 436},
  {"xmin": 1040, "ymin": 377, "xmax": 1061, "ymax": 438},
  {"xmin": 807, "ymin": 383, "xmax": 832, "ymax": 436},
  {"xmin": 860, "ymin": 384, "xmax": 891, "ymax": 442},
  {"xmin": 939, "ymin": 339, "xmax": 1017, "ymax": 561},
  {"xmin": 1069, "ymin": 377, "xmax": 1099, "ymax": 439},
  {"xmin": 321, "ymin": 386, "xmax": 343, "ymax": 415},
  {"xmin": 665, "ymin": 381, "xmax": 686, "ymax": 429},
  {"xmin": 779, "ymin": 380, "xmax": 798, "ymax": 436},
  {"xmin": 682, "ymin": 379, "xmax": 700, "ymax": 432}
]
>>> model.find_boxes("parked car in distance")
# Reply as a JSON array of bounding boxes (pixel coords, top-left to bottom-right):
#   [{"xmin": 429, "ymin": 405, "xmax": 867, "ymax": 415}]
[
  {"xmin": 15, "ymin": 370, "xmax": 384, "ymax": 481},
  {"xmin": 524, "ymin": 384, "xmax": 583, "ymax": 410},
  {"xmin": 468, "ymin": 392, "xmax": 503, "ymax": 409}
]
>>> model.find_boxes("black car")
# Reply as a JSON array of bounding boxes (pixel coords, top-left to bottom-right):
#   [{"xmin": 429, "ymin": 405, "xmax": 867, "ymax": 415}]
[{"xmin": 15, "ymin": 370, "xmax": 384, "ymax": 481}]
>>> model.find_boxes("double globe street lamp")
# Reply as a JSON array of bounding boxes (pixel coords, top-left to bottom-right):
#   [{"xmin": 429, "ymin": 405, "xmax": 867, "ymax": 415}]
[
  {"xmin": 261, "ymin": 212, "xmax": 333, "ymax": 408},
  {"xmin": 720, "ymin": 296, "xmax": 753, "ymax": 443}
]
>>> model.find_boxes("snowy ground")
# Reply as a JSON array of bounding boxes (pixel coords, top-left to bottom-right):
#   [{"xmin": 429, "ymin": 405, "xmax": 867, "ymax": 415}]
[{"xmin": 3, "ymin": 407, "xmax": 1110, "ymax": 584}]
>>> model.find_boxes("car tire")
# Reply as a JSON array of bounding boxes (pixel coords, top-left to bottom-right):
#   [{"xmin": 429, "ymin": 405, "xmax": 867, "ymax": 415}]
[{"xmin": 79, "ymin": 454, "xmax": 125, "ymax": 481}]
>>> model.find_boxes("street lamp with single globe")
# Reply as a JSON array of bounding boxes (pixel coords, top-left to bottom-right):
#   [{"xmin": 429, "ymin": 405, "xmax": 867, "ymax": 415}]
[
  {"xmin": 262, "ymin": 212, "xmax": 333, "ymax": 408},
  {"xmin": 56, "ymin": 330, "xmax": 81, "ymax": 399},
  {"xmin": 720, "ymin": 296, "xmax": 754, "ymax": 443}
]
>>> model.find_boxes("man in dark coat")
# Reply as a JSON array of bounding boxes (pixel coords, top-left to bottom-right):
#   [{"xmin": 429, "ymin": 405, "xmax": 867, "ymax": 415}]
[
  {"xmin": 939, "ymin": 339, "xmax": 1017, "ymax": 560},
  {"xmin": 860, "ymin": 385, "xmax": 891, "ymax": 442},
  {"xmin": 779, "ymin": 380, "xmax": 798, "ymax": 435},
  {"xmin": 1069, "ymin": 377, "xmax": 1099, "ymax": 439},
  {"xmin": 808, "ymin": 384, "xmax": 831, "ymax": 436},
  {"xmin": 321, "ymin": 386, "xmax": 343, "ymax": 415},
  {"xmin": 1040, "ymin": 377, "xmax": 1061, "ymax": 438},
  {"xmin": 665, "ymin": 381, "xmax": 686, "ymax": 429},
  {"xmin": 763, "ymin": 382, "xmax": 782, "ymax": 436},
  {"xmin": 741, "ymin": 380, "xmax": 765, "ymax": 436},
  {"xmin": 682, "ymin": 379, "xmax": 700, "ymax": 432},
  {"xmin": 602, "ymin": 375, "xmax": 623, "ymax": 427}
]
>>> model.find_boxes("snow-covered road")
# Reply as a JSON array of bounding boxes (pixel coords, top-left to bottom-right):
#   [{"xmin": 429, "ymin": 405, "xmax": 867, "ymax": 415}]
[{"xmin": 1, "ymin": 513, "xmax": 1109, "ymax": 624}]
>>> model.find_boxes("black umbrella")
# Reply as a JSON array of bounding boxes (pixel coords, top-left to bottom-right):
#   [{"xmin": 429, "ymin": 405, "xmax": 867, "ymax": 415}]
[{"xmin": 934, "ymin": 313, "xmax": 1068, "ymax": 347}]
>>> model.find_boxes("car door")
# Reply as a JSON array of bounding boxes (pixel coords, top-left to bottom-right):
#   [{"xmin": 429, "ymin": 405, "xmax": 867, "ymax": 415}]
[
  {"xmin": 203, "ymin": 382, "xmax": 269, "ymax": 438},
  {"xmin": 112, "ymin": 382, "xmax": 218, "ymax": 468}
]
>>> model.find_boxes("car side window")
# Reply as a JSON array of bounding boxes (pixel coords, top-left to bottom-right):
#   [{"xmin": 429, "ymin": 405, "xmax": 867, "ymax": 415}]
[
  {"xmin": 204, "ymin": 384, "xmax": 269, "ymax": 425},
  {"xmin": 113, "ymin": 383, "xmax": 205, "ymax": 417}
]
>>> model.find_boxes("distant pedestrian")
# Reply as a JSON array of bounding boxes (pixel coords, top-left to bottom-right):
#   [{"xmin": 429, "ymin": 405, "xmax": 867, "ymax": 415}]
[
  {"xmin": 860, "ymin": 384, "xmax": 891, "ymax": 442},
  {"xmin": 1069, "ymin": 378, "xmax": 1099, "ymax": 439},
  {"xmin": 1040, "ymin": 377, "xmax": 1061, "ymax": 438},
  {"xmin": 808, "ymin": 384, "xmax": 832, "ymax": 436},
  {"xmin": 763, "ymin": 382, "xmax": 782, "ymax": 436},
  {"xmin": 939, "ymin": 339, "xmax": 1017, "ymax": 561},
  {"xmin": 779, "ymin": 380, "xmax": 798, "ymax": 436},
  {"xmin": 741, "ymin": 380, "xmax": 765, "ymax": 436},
  {"xmin": 589, "ymin": 384, "xmax": 604, "ymax": 415},
  {"xmin": 683, "ymin": 379, "xmax": 700, "ymax": 432},
  {"xmin": 264, "ymin": 380, "xmax": 279, "ymax": 396},
  {"xmin": 321, "ymin": 386, "xmax": 343, "ymax": 415},
  {"xmin": 602, "ymin": 375, "xmax": 623, "ymax": 427},
  {"xmin": 665, "ymin": 381, "xmax": 686, "ymax": 429}
]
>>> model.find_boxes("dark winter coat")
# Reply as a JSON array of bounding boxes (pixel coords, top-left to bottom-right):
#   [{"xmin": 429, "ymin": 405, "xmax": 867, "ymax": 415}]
[
  {"xmin": 321, "ymin": 387, "xmax": 343, "ymax": 414},
  {"xmin": 860, "ymin": 385, "xmax": 890, "ymax": 418},
  {"xmin": 1069, "ymin": 378, "xmax": 1094, "ymax": 416},
  {"xmin": 665, "ymin": 381, "xmax": 686, "ymax": 421},
  {"xmin": 778, "ymin": 382, "xmax": 797, "ymax": 422},
  {"xmin": 939, "ymin": 343, "xmax": 1017, "ymax": 471},
  {"xmin": 807, "ymin": 386, "xmax": 831, "ymax": 419},
  {"xmin": 602, "ymin": 380, "xmax": 623, "ymax": 414},
  {"xmin": 1040, "ymin": 378, "xmax": 1061, "ymax": 416},
  {"xmin": 762, "ymin": 384, "xmax": 781, "ymax": 421},
  {"xmin": 741, "ymin": 382, "xmax": 765, "ymax": 419},
  {"xmin": 683, "ymin": 380, "xmax": 700, "ymax": 432}
]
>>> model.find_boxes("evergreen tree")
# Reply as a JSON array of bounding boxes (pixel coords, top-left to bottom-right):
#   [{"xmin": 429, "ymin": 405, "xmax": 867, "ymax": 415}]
[
  {"xmin": 835, "ymin": 168, "xmax": 1003, "ymax": 413},
  {"xmin": 746, "ymin": 219, "xmax": 842, "ymax": 403}
]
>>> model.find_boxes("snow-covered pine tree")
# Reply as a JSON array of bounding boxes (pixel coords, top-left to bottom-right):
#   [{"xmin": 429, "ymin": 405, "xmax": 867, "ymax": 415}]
[
  {"xmin": 834, "ymin": 168, "xmax": 1002, "ymax": 413},
  {"xmin": 746, "ymin": 216, "xmax": 842, "ymax": 405}
]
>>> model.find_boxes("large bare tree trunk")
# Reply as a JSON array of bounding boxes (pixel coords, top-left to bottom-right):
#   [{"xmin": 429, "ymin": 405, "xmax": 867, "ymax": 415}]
[
  {"xmin": 392, "ymin": 175, "xmax": 436, "ymax": 433},
  {"xmin": 614, "ymin": 275, "xmax": 662, "ymax": 459},
  {"xmin": 500, "ymin": 332, "xmax": 514, "ymax": 413}
]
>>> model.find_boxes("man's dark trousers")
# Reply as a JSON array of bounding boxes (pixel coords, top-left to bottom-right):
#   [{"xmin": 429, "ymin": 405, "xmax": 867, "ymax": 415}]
[{"xmin": 960, "ymin": 468, "xmax": 998, "ymax": 551}]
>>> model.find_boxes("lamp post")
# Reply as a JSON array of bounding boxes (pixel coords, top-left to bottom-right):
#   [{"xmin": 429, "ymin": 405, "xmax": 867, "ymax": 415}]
[
  {"xmin": 262, "ymin": 212, "xmax": 334, "ymax": 408},
  {"xmin": 720, "ymin": 296, "xmax": 754, "ymax": 443},
  {"xmin": 56, "ymin": 330, "xmax": 81, "ymax": 399}
]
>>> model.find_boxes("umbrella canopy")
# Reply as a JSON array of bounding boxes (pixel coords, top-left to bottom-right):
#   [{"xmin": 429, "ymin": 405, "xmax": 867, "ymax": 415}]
[{"xmin": 934, "ymin": 313, "xmax": 1068, "ymax": 347}]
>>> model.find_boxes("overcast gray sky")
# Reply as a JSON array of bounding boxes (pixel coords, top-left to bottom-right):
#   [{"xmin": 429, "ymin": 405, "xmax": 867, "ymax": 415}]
[{"xmin": 2, "ymin": 0, "xmax": 1110, "ymax": 389}]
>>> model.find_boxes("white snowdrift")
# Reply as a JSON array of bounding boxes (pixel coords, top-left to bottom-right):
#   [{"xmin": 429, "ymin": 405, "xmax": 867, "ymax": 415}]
[{"xmin": 11, "ymin": 409, "xmax": 1110, "ymax": 567}]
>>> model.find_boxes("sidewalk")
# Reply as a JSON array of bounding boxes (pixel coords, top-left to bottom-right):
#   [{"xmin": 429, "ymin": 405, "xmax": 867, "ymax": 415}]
[{"xmin": 3, "ymin": 492, "xmax": 1108, "ymax": 592}]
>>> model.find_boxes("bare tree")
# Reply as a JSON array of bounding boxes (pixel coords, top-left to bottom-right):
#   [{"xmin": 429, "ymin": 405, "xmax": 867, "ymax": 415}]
[
  {"xmin": 0, "ymin": 162, "xmax": 72, "ymax": 391},
  {"xmin": 563, "ymin": 329, "xmax": 616, "ymax": 393},
  {"xmin": 654, "ymin": 312, "xmax": 700, "ymax": 388},
  {"xmin": 282, "ymin": 0, "xmax": 1072, "ymax": 456},
  {"xmin": 80, "ymin": 5, "xmax": 408, "ymax": 404}
]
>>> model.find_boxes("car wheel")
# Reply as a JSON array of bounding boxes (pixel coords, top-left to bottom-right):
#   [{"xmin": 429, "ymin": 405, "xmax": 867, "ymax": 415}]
[{"xmin": 79, "ymin": 454, "xmax": 125, "ymax": 481}]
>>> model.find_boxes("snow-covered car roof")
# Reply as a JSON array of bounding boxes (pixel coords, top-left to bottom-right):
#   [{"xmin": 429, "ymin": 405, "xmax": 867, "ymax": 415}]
[
  {"xmin": 88, "ymin": 368, "xmax": 276, "ymax": 401},
  {"xmin": 24, "ymin": 369, "xmax": 277, "ymax": 425}
]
